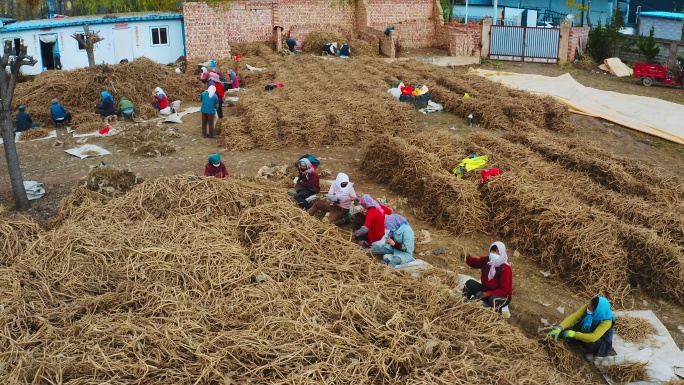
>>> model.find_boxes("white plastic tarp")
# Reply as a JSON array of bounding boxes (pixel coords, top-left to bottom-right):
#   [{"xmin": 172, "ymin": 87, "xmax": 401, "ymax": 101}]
[
  {"xmin": 64, "ymin": 144, "xmax": 111, "ymax": 159},
  {"xmin": 23, "ymin": 181, "xmax": 45, "ymax": 200},
  {"xmin": 595, "ymin": 310, "xmax": 684, "ymax": 384},
  {"xmin": 39, "ymin": 34, "xmax": 57, "ymax": 44},
  {"xmin": 469, "ymin": 69, "xmax": 684, "ymax": 145}
]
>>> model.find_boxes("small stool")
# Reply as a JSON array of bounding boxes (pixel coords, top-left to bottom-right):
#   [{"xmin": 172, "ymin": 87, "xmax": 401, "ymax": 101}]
[
  {"xmin": 54, "ymin": 118, "xmax": 66, "ymax": 128},
  {"xmin": 121, "ymin": 108, "xmax": 135, "ymax": 121}
]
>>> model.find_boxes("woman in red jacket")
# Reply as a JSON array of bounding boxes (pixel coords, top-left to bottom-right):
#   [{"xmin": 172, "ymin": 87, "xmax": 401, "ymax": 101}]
[
  {"xmin": 353, "ymin": 194, "xmax": 392, "ymax": 248},
  {"xmin": 463, "ymin": 241, "xmax": 512, "ymax": 314}
]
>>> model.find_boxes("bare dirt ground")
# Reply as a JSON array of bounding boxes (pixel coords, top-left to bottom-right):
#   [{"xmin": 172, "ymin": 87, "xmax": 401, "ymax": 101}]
[{"xmin": 2, "ymin": 60, "xmax": 683, "ymax": 383}]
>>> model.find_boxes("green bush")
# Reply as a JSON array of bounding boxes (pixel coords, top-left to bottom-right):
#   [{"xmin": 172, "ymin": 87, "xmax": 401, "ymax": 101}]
[
  {"xmin": 636, "ymin": 27, "xmax": 660, "ymax": 62},
  {"xmin": 586, "ymin": 8, "xmax": 624, "ymax": 63}
]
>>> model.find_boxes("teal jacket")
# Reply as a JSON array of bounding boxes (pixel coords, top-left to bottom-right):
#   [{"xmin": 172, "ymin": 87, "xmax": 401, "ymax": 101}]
[{"xmin": 390, "ymin": 223, "xmax": 415, "ymax": 263}]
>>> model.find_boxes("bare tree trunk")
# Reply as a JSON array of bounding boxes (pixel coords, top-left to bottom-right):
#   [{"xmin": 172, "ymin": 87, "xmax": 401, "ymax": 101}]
[
  {"xmin": 586, "ymin": 1, "xmax": 592, "ymax": 28},
  {"xmin": 72, "ymin": 25, "xmax": 104, "ymax": 70},
  {"xmin": 0, "ymin": 111, "xmax": 28, "ymax": 211}
]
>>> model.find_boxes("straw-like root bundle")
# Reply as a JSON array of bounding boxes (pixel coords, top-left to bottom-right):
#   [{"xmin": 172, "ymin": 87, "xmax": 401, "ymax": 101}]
[
  {"xmin": 231, "ymin": 41, "xmax": 274, "ymax": 57},
  {"xmin": 18, "ymin": 128, "xmax": 50, "ymax": 141},
  {"xmin": 302, "ymin": 31, "xmax": 347, "ymax": 54},
  {"xmin": 219, "ymin": 56, "xmax": 414, "ymax": 151},
  {"xmin": 113, "ymin": 123, "xmax": 179, "ymax": 157},
  {"xmin": 540, "ymin": 339, "xmax": 590, "ymax": 376},
  {"xmin": 0, "ymin": 176, "xmax": 587, "ymax": 384},
  {"xmin": 0, "ymin": 215, "xmax": 42, "ymax": 265},
  {"xmin": 615, "ymin": 316, "xmax": 656, "ymax": 343},
  {"xmin": 362, "ymin": 135, "xmax": 488, "ymax": 235},
  {"xmin": 13, "ymin": 57, "xmax": 204, "ymax": 124},
  {"xmin": 80, "ymin": 166, "xmax": 143, "ymax": 197},
  {"xmin": 350, "ymin": 39, "xmax": 380, "ymax": 57},
  {"xmin": 603, "ymin": 361, "xmax": 649, "ymax": 384}
]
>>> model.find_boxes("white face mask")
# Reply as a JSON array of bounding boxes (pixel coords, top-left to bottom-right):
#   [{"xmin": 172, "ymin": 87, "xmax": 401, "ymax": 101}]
[
  {"xmin": 212, "ymin": 163, "xmax": 220, "ymax": 167},
  {"xmin": 586, "ymin": 309, "xmax": 593, "ymax": 315},
  {"xmin": 489, "ymin": 252, "xmax": 500, "ymax": 262}
]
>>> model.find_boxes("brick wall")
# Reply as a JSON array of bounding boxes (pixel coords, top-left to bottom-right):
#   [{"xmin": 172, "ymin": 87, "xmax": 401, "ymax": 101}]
[
  {"xmin": 184, "ymin": 1, "xmax": 274, "ymax": 60},
  {"xmin": 184, "ymin": 0, "xmax": 466, "ymax": 59},
  {"xmin": 435, "ymin": 24, "xmax": 481, "ymax": 55},
  {"xmin": 567, "ymin": 27, "xmax": 589, "ymax": 63},
  {"xmin": 367, "ymin": 0, "xmax": 433, "ymax": 25}
]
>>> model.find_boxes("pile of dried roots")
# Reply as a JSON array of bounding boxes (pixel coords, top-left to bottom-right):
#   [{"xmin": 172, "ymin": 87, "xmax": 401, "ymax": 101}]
[
  {"xmin": 0, "ymin": 214, "xmax": 42, "ymax": 265},
  {"xmin": 220, "ymin": 56, "xmax": 414, "ymax": 151},
  {"xmin": 112, "ymin": 122, "xmax": 180, "ymax": 157},
  {"xmin": 362, "ymin": 135, "xmax": 487, "ymax": 235},
  {"xmin": 603, "ymin": 361, "xmax": 649, "ymax": 384},
  {"xmin": 615, "ymin": 316, "xmax": 657, "ymax": 343},
  {"xmin": 18, "ymin": 128, "xmax": 50, "ymax": 141},
  {"xmin": 80, "ymin": 166, "xmax": 143, "ymax": 197},
  {"xmin": 13, "ymin": 57, "xmax": 205, "ymax": 124},
  {"xmin": 0, "ymin": 176, "xmax": 586, "ymax": 384}
]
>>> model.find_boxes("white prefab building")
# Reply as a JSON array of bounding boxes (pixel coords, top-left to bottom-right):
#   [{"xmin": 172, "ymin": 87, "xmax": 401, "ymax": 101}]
[{"xmin": 0, "ymin": 13, "xmax": 185, "ymax": 75}]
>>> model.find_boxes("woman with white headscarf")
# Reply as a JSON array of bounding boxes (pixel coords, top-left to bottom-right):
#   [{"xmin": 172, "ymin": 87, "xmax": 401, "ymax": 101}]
[
  {"xmin": 463, "ymin": 241, "xmax": 513, "ymax": 314},
  {"xmin": 307, "ymin": 172, "xmax": 357, "ymax": 226},
  {"xmin": 199, "ymin": 85, "xmax": 218, "ymax": 138},
  {"xmin": 153, "ymin": 87, "xmax": 169, "ymax": 112}
]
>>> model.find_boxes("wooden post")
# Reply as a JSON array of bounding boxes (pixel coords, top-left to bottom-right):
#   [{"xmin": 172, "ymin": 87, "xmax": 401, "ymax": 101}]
[
  {"xmin": 481, "ymin": 16, "xmax": 492, "ymax": 59},
  {"xmin": 559, "ymin": 21, "xmax": 571, "ymax": 64}
]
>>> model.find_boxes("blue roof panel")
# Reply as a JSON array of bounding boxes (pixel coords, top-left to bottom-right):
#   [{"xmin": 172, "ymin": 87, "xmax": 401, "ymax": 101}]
[
  {"xmin": 639, "ymin": 11, "xmax": 684, "ymax": 21},
  {"xmin": 0, "ymin": 12, "xmax": 183, "ymax": 32}
]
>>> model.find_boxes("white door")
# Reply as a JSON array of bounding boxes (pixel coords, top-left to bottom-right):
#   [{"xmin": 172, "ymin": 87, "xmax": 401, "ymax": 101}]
[{"xmin": 113, "ymin": 28, "xmax": 134, "ymax": 63}]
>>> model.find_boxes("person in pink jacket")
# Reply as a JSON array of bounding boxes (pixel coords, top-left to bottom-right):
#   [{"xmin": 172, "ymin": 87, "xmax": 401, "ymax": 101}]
[{"xmin": 308, "ymin": 172, "xmax": 357, "ymax": 226}]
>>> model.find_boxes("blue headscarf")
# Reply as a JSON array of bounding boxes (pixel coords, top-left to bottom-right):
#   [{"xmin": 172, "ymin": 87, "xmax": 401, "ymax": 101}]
[
  {"xmin": 385, "ymin": 214, "xmax": 408, "ymax": 235},
  {"xmin": 101, "ymin": 91, "xmax": 114, "ymax": 104},
  {"xmin": 580, "ymin": 296, "xmax": 615, "ymax": 332},
  {"xmin": 208, "ymin": 153, "xmax": 221, "ymax": 164}
]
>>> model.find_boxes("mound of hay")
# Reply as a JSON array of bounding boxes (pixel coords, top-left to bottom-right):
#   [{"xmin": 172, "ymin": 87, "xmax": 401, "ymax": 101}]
[
  {"xmin": 219, "ymin": 56, "xmax": 414, "ymax": 151},
  {"xmin": 0, "ymin": 215, "xmax": 42, "ymax": 265},
  {"xmin": 302, "ymin": 31, "xmax": 347, "ymax": 54},
  {"xmin": 362, "ymin": 135, "xmax": 488, "ymax": 235},
  {"xmin": 615, "ymin": 316, "xmax": 657, "ymax": 343},
  {"xmin": 113, "ymin": 123, "xmax": 179, "ymax": 157},
  {"xmin": 231, "ymin": 41, "xmax": 274, "ymax": 57},
  {"xmin": 350, "ymin": 39, "xmax": 379, "ymax": 57},
  {"xmin": 603, "ymin": 361, "xmax": 649, "ymax": 384},
  {"xmin": 81, "ymin": 166, "xmax": 143, "ymax": 197},
  {"xmin": 19, "ymin": 128, "xmax": 50, "ymax": 141},
  {"xmin": 13, "ymin": 57, "xmax": 204, "ymax": 124},
  {"xmin": 0, "ymin": 176, "xmax": 586, "ymax": 384}
]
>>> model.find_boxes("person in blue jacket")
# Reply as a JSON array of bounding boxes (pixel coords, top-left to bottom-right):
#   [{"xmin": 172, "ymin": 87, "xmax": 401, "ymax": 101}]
[
  {"xmin": 94, "ymin": 91, "xmax": 115, "ymax": 118},
  {"xmin": 371, "ymin": 214, "xmax": 415, "ymax": 268},
  {"xmin": 49, "ymin": 98, "xmax": 72, "ymax": 126},
  {"xmin": 15, "ymin": 106, "xmax": 40, "ymax": 132},
  {"xmin": 200, "ymin": 85, "xmax": 219, "ymax": 138}
]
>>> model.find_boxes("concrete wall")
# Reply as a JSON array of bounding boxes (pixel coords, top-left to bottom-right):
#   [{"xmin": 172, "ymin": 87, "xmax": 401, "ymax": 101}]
[
  {"xmin": 639, "ymin": 17, "xmax": 684, "ymax": 42},
  {"xmin": 1, "ymin": 19, "xmax": 185, "ymax": 75}
]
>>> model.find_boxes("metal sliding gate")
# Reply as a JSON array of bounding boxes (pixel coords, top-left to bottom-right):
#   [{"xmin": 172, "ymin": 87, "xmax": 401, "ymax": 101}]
[{"xmin": 489, "ymin": 25, "xmax": 560, "ymax": 63}]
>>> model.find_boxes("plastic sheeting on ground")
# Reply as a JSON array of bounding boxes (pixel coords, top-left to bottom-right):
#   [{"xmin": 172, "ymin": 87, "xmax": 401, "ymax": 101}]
[
  {"xmin": 0, "ymin": 130, "xmax": 57, "ymax": 144},
  {"xmin": 596, "ymin": 310, "xmax": 684, "ymax": 384},
  {"xmin": 64, "ymin": 144, "xmax": 111, "ymax": 159},
  {"xmin": 469, "ymin": 69, "xmax": 684, "ymax": 145},
  {"xmin": 23, "ymin": 181, "xmax": 45, "ymax": 200}
]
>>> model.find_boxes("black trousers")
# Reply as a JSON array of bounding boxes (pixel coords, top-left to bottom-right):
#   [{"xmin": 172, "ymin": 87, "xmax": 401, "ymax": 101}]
[
  {"xmin": 463, "ymin": 279, "xmax": 511, "ymax": 314},
  {"xmin": 293, "ymin": 189, "xmax": 316, "ymax": 209},
  {"xmin": 217, "ymin": 99, "xmax": 224, "ymax": 119}
]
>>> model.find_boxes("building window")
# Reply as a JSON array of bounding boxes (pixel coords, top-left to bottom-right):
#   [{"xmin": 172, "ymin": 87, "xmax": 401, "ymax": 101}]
[
  {"xmin": 74, "ymin": 33, "xmax": 86, "ymax": 50},
  {"xmin": 150, "ymin": 27, "xmax": 168, "ymax": 46}
]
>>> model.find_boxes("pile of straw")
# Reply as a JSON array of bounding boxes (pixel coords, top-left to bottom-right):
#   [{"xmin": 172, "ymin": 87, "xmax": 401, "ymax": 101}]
[
  {"xmin": 302, "ymin": 31, "xmax": 347, "ymax": 54},
  {"xmin": 603, "ymin": 361, "xmax": 649, "ymax": 384},
  {"xmin": 13, "ymin": 57, "xmax": 204, "ymax": 126},
  {"xmin": 400, "ymin": 130, "xmax": 684, "ymax": 303},
  {"xmin": 0, "ymin": 176, "xmax": 586, "ymax": 384},
  {"xmin": 113, "ymin": 122, "xmax": 179, "ymax": 157},
  {"xmin": 350, "ymin": 39, "xmax": 380, "ymax": 57},
  {"xmin": 231, "ymin": 41, "xmax": 274, "ymax": 57},
  {"xmin": 615, "ymin": 316, "xmax": 656, "ymax": 343},
  {"xmin": 219, "ymin": 56, "xmax": 414, "ymax": 151},
  {"xmin": 80, "ymin": 166, "xmax": 143, "ymax": 197},
  {"xmin": 362, "ymin": 135, "xmax": 488, "ymax": 235},
  {"xmin": 0, "ymin": 214, "xmax": 42, "ymax": 265},
  {"xmin": 18, "ymin": 128, "xmax": 50, "ymax": 141}
]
